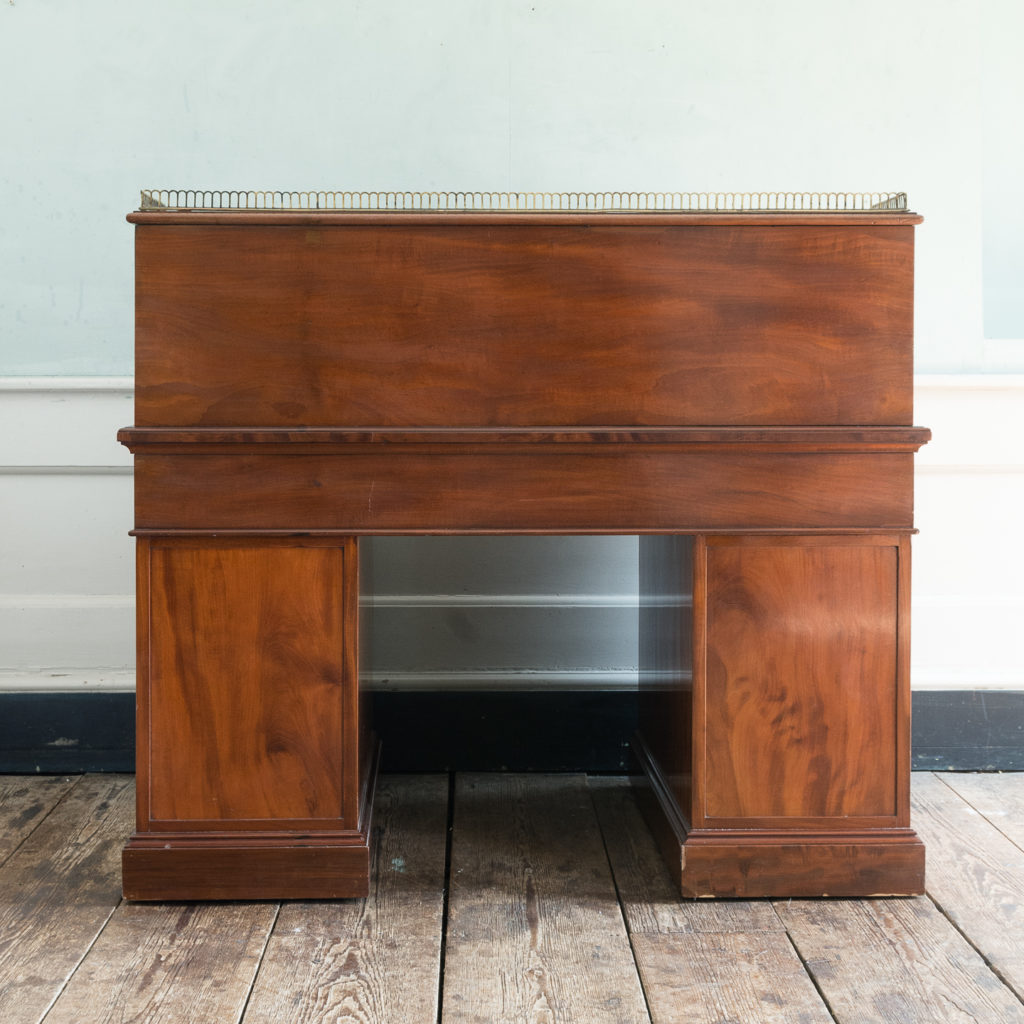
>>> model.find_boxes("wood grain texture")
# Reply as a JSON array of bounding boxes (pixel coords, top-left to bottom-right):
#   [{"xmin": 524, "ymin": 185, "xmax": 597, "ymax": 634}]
[
  {"xmin": 43, "ymin": 902, "xmax": 277, "ymax": 1024},
  {"xmin": 242, "ymin": 776, "xmax": 449, "ymax": 1024},
  {"xmin": 0, "ymin": 775, "xmax": 132, "ymax": 1024},
  {"xmin": 588, "ymin": 777, "xmax": 783, "ymax": 935},
  {"xmin": 441, "ymin": 774, "xmax": 649, "ymax": 1024},
  {"xmin": 701, "ymin": 535, "xmax": 903, "ymax": 825},
  {"xmin": 777, "ymin": 897, "xmax": 1024, "ymax": 1023},
  {"xmin": 131, "ymin": 451, "xmax": 916, "ymax": 533},
  {"xmin": 631, "ymin": 932, "xmax": 832, "ymax": 1024},
  {"xmin": 939, "ymin": 771, "xmax": 1024, "ymax": 851},
  {"xmin": 9, "ymin": 773, "xmax": 1024, "ymax": 1024},
  {"xmin": 589, "ymin": 779, "xmax": 832, "ymax": 1022},
  {"xmin": 125, "ymin": 534, "xmax": 372, "ymax": 900},
  {"xmin": 0, "ymin": 775, "xmax": 76, "ymax": 865},
  {"xmin": 133, "ymin": 222, "xmax": 915, "ymax": 429},
  {"xmin": 911, "ymin": 772, "xmax": 1024, "ymax": 1000},
  {"xmin": 121, "ymin": 835, "xmax": 372, "ymax": 902},
  {"xmin": 142, "ymin": 537, "xmax": 356, "ymax": 827}
]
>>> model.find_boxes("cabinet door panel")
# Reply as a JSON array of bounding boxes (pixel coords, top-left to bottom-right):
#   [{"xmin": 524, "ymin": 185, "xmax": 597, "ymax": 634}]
[
  {"xmin": 144, "ymin": 539, "xmax": 354, "ymax": 827},
  {"xmin": 702, "ymin": 536, "xmax": 903, "ymax": 825}
]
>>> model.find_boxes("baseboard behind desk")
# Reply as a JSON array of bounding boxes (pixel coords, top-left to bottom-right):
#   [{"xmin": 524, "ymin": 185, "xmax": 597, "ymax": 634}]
[
  {"xmin": 371, "ymin": 691, "xmax": 639, "ymax": 772},
  {"xmin": 0, "ymin": 689, "xmax": 1020, "ymax": 774},
  {"xmin": 911, "ymin": 690, "xmax": 1024, "ymax": 771},
  {"xmin": 0, "ymin": 692, "xmax": 135, "ymax": 773}
]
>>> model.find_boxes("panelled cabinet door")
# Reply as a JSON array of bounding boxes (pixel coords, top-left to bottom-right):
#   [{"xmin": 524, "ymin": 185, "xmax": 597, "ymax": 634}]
[
  {"xmin": 697, "ymin": 534, "xmax": 910, "ymax": 831},
  {"xmin": 137, "ymin": 537, "xmax": 359, "ymax": 832}
]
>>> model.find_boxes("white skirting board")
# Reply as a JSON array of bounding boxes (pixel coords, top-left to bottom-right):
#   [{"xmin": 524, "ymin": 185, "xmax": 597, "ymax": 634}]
[{"xmin": 1, "ymin": 375, "xmax": 1022, "ymax": 693}]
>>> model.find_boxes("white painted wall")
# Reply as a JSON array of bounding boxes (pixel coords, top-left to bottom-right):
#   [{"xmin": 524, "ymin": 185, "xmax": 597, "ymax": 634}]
[
  {"xmin": 2, "ymin": 379, "xmax": 1021, "ymax": 692},
  {"xmin": 0, "ymin": 379, "xmax": 134, "ymax": 690},
  {"xmin": 1, "ymin": 1, "xmax": 1021, "ymax": 692}
]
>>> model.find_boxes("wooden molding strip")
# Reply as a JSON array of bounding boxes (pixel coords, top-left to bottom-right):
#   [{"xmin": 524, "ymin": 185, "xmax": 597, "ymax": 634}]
[{"xmin": 118, "ymin": 425, "xmax": 932, "ymax": 454}]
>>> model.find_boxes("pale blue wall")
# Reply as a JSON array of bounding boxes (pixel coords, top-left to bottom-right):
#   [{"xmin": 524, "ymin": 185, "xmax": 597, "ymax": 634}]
[
  {"xmin": 981, "ymin": 0, "xmax": 1024, "ymax": 344},
  {"xmin": 2, "ymin": 0, "xmax": 1020, "ymax": 376}
]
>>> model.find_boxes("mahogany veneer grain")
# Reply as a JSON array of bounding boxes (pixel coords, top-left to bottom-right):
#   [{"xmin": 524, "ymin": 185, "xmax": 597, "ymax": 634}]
[
  {"xmin": 132, "ymin": 222, "xmax": 915, "ymax": 429},
  {"xmin": 121, "ymin": 206, "xmax": 927, "ymax": 899},
  {"xmin": 129, "ymin": 451, "xmax": 917, "ymax": 533}
]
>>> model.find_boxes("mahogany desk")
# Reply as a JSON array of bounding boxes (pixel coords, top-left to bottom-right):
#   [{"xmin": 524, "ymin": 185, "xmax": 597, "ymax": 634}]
[{"xmin": 118, "ymin": 192, "xmax": 929, "ymax": 900}]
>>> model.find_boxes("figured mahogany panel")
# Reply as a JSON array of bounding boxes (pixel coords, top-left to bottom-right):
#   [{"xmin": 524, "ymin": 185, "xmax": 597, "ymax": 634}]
[
  {"xmin": 141, "ymin": 537, "xmax": 357, "ymax": 828},
  {"xmin": 131, "ymin": 450, "xmax": 916, "ymax": 532},
  {"xmin": 133, "ymin": 222, "xmax": 914, "ymax": 428},
  {"xmin": 700, "ymin": 535, "xmax": 905, "ymax": 826}
]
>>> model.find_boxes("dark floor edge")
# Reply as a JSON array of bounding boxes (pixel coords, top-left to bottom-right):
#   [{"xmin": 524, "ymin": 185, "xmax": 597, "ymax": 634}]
[{"xmin": 1, "ymin": 689, "xmax": 1021, "ymax": 773}]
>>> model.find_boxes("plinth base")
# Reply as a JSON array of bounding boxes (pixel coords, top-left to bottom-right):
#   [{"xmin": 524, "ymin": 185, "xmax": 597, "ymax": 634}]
[
  {"xmin": 123, "ymin": 743, "xmax": 379, "ymax": 901},
  {"xmin": 122, "ymin": 835, "xmax": 373, "ymax": 901},
  {"xmin": 631, "ymin": 737, "xmax": 925, "ymax": 899}
]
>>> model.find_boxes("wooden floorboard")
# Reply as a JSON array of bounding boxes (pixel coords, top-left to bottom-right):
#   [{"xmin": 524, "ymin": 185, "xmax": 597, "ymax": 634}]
[
  {"xmin": 2, "ymin": 771, "xmax": 1024, "ymax": 1024},
  {"xmin": 590, "ymin": 778, "xmax": 832, "ymax": 1024},
  {"xmin": 630, "ymin": 932, "xmax": 833, "ymax": 1024},
  {"xmin": 0, "ymin": 775, "xmax": 132, "ymax": 1024},
  {"xmin": 0, "ymin": 776, "xmax": 77, "ymax": 866},
  {"xmin": 43, "ymin": 902, "xmax": 278, "ymax": 1024},
  {"xmin": 241, "ymin": 775, "xmax": 449, "ymax": 1024},
  {"xmin": 441, "ymin": 773, "xmax": 650, "ymax": 1024},
  {"xmin": 588, "ymin": 776, "xmax": 785, "ymax": 935},
  {"xmin": 939, "ymin": 771, "xmax": 1024, "ymax": 851},
  {"xmin": 777, "ymin": 896, "xmax": 1024, "ymax": 1023},
  {"xmin": 911, "ymin": 772, "xmax": 1024, "ymax": 1004}
]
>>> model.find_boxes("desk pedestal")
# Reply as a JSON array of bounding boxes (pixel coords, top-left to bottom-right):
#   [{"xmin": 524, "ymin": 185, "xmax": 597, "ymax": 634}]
[
  {"xmin": 119, "ymin": 204, "xmax": 927, "ymax": 898},
  {"xmin": 122, "ymin": 536, "xmax": 377, "ymax": 900},
  {"xmin": 637, "ymin": 533, "xmax": 923, "ymax": 897},
  {"xmin": 122, "ymin": 530, "xmax": 923, "ymax": 900}
]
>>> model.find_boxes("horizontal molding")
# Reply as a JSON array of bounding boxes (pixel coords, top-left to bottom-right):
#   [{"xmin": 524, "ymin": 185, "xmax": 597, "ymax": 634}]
[
  {"xmin": 0, "ymin": 666, "xmax": 1017, "ymax": 694},
  {"xmin": 914, "ymin": 374, "xmax": 1024, "ymax": 470},
  {"xmin": 0, "ymin": 465, "xmax": 133, "ymax": 476},
  {"xmin": 1, "ymin": 374, "xmax": 1019, "ymax": 396},
  {"xmin": 0, "ymin": 376, "xmax": 134, "ymax": 393},
  {"xmin": 0, "ymin": 377, "xmax": 133, "ymax": 470},
  {"xmin": 914, "ymin": 373, "xmax": 1024, "ymax": 390},
  {"xmin": 373, "ymin": 594, "xmax": 694, "ymax": 609},
  {"xmin": 359, "ymin": 670, "xmax": 640, "ymax": 691},
  {"xmin": 2, "ymin": 373, "xmax": 1020, "ymax": 470},
  {"xmin": 913, "ymin": 593, "xmax": 1023, "ymax": 609},
  {"xmin": 909, "ymin": 669, "xmax": 1024, "ymax": 691},
  {"xmin": 5, "ymin": 374, "xmax": 1019, "ymax": 394},
  {"xmin": 0, "ymin": 670, "xmax": 136, "ymax": 693},
  {"xmin": 9, "ymin": 462, "xmax": 1021, "ymax": 478},
  {"xmin": 0, "ymin": 594, "xmax": 134, "ymax": 610},
  {"xmin": 372, "ymin": 592, "xmax": 639, "ymax": 608},
  {"xmin": 916, "ymin": 463, "xmax": 1024, "ymax": 474},
  {"xmin": 0, "ymin": 602, "xmax": 134, "ymax": 671}
]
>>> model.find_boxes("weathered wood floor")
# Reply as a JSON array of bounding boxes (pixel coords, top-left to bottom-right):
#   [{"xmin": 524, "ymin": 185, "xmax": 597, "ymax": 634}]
[{"xmin": 1, "ymin": 772, "xmax": 1023, "ymax": 1023}]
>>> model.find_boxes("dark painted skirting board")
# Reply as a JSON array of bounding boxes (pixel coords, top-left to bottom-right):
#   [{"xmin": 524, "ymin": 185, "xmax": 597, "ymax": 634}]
[
  {"xmin": 372, "ymin": 691, "xmax": 639, "ymax": 772},
  {"xmin": 0, "ymin": 692, "xmax": 136, "ymax": 773},
  {"xmin": 1, "ymin": 690, "xmax": 1022, "ymax": 773},
  {"xmin": 911, "ymin": 690, "xmax": 1024, "ymax": 771}
]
